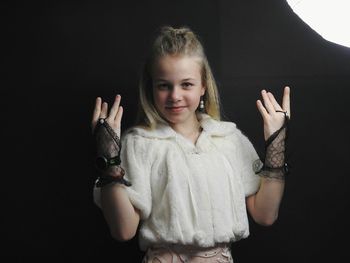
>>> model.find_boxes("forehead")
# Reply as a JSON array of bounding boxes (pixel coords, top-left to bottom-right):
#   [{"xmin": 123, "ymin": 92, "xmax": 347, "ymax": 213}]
[{"xmin": 152, "ymin": 55, "xmax": 202, "ymax": 80}]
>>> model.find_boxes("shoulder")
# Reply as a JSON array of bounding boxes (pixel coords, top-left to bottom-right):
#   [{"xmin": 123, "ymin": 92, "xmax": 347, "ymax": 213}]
[
  {"xmin": 121, "ymin": 125, "xmax": 176, "ymax": 164},
  {"xmin": 122, "ymin": 124, "xmax": 176, "ymax": 140},
  {"xmin": 199, "ymin": 113, "xmax": 238, "ymax": 137},
  {"xmin": 121, "ymin": 124, "xmax": 176, "ymax": 153},
  {"xmin": 200, "ymin": 114, "xmax": 255, "ymax": 151}
]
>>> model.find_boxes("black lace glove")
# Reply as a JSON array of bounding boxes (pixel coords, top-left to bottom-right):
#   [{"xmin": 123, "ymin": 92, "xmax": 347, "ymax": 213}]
[
  {"xmin": 94, "ymin": 118, "xmax": 131, "ymax": 187},
  {"xmin": 94, "ymin": 118, "xmax": 121, "ymax": 162},
  {"xmin": 254, "ymin": 111, "xmax": 290, "ymax": 180}
]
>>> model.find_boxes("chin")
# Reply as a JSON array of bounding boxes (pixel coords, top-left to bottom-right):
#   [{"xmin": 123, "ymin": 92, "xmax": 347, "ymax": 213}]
[
  {"xmin": 159, "ymin": 107, "xmax": 197, "ymax": 125},
  {"xmin": 161, "ymin": 113, "xmax": 183, "ymax": 123},
  {"xmin": 164, "ymin": 116, "xmax": 183, "ymax": 124}
]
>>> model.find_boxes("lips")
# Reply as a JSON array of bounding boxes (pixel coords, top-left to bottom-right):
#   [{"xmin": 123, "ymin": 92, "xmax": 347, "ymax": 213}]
[{"xmin": 165, "ymin": 106, "xmax": 186, "ymax": 113}]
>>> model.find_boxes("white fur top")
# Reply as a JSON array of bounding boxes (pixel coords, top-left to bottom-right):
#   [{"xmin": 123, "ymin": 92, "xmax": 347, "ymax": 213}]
[{"xmin": 94, "ymin": 114, "xmax": 261, "ymax": 251}]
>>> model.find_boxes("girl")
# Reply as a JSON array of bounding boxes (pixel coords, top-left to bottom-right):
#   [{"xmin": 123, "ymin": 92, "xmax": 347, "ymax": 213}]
[{"xmin": 92, "ymin": 26, "xmax": 291, "ymax": 262}]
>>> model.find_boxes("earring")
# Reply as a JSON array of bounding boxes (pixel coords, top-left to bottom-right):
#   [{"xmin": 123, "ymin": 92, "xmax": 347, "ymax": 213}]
[{"xmin": 199, "ymin": 96, "xmax": 205, "ymax": 112}]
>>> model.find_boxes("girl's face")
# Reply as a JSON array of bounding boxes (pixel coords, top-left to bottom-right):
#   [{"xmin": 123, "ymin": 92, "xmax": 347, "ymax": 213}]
[{"xmin": 152, "ymin": 55, "xmax": 205, "ymax": 127}]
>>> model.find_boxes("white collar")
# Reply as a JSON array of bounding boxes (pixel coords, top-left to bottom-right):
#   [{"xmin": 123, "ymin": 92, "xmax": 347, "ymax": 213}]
[{"xmin": 126, "ymin": 113, "xmax": 237, "ymax": 139}]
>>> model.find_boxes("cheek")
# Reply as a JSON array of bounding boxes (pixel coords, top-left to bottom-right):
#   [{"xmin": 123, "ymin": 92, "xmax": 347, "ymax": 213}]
[
  {"xmin": 188, "ymin": 91, "xmax": 202, "ymax": 106},
  {"xmin": 153, "ymin": 90, "xmax": 166, "ymax": 106}
]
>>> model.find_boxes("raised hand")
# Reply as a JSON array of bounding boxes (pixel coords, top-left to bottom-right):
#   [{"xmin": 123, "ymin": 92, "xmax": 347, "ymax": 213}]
[
  {"xmin": 91, "ymin": 95, "xmax": 129, "ymax": 183},
  {"xmin": 91, "ymin": 95, "xmax": 123, "ymax": 137},
  {"xmin": 256, "ymin": 86, "xmax": 291, "ymax": 141}
]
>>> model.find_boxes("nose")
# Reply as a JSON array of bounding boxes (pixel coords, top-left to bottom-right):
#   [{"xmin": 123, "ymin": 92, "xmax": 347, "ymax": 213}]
[{"xmin": 168, "ymin": 86, "xmax": 181, "ymax": 102}]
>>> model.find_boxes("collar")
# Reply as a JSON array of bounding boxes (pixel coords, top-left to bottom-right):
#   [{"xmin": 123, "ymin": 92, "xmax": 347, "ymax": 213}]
[{"xmin": 127, "ymin": 113, "xmax": 237, "ymax": 139}]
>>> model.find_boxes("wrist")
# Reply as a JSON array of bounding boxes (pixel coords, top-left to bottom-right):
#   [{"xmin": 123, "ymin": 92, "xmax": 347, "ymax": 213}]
[
  {"xmin": 257, "ymin": 163, "xmax": 289, "ymax": 180},
  {"xmin": 95, "ymin": 155, "xmax": 121, "ymax": 171},
  {"xmin": 95, "ymin": 166, "xmax": 132, "ymax": 188}
]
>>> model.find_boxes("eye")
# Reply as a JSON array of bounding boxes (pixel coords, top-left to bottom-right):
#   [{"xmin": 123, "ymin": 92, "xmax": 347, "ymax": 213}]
[
  {"xmin": 182, "ymin": 82, "xmax": 194, "ymax": 89},
  {"xmin": 156, "ymin": 83, "xmax": 170, "ymax": 90}
]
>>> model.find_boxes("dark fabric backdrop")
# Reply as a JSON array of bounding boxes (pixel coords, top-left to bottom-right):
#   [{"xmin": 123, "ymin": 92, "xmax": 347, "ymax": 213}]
[{"xmin": 3, "ymin": 0, "xmax": 350, "ymax": 262}]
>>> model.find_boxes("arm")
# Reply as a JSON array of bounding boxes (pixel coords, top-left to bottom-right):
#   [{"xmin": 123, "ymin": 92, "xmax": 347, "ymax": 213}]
[
  {"xmin": 247, "ymin": 86, "xmax": 291, "ymax": 226},
  {"xmin": 100, "ymin": 182, "xmax": 140, "ymax": 241},
  {"xmin": 92, "ymin": 95, "xmax": 140, "ymax": 241},
  {"xmin": 246, "ymin": 178, "xmax": 284, "ymax": 226}
]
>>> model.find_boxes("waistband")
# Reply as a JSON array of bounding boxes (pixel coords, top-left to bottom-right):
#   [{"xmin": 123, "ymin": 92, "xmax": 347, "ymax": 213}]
[
  {"xmin": 155, "ymin": 243, "xmax": 230, "ymax": 255},
  {"xmin": 145, "ymin": 243, "xmax": 232, "ymax": 262}
]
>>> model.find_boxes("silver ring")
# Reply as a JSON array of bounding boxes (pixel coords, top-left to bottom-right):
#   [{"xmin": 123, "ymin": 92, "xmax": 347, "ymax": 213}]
[
  {"xmin": 98, "ymin": 118, "xmax": 106, "ymax": 124},
  {"xmin": 276, "ymin": 110, "xmax": 288, "ymax": 114}
]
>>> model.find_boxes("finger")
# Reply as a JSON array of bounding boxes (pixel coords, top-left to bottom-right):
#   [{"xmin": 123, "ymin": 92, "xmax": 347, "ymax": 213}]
[
  {"xmin": 261, "ymin": 89, "xmax": 275, "ymax": 114},
  {"xmin": 267, "ymin": 92, "xmax": 283, "ymax": 112},
  {"xmin": 256, "ymin": 100, "xmax": 269, "ymax": 121},
  {"xmin": 100, "ymin": 102, "xmax": 108, "ymax": 119},
  {"xmin": 282, "ymin": 86, "xmax": 291, "ymax": 118},
  {"xmin": 115, "ymin": 105, "xmax": 123, "ymax": 124},
  {"xmin": 107, "ymin": 94, "xmax": 121, "ymax": 121},
  {"xmin": 91, "ymin": 97, "xmax": 102, "ymax": 130}
]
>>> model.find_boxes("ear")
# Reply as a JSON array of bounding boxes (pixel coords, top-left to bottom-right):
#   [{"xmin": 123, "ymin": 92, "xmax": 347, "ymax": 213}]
[{"xmin": 200, "ymin": 85, "xmax": 206, "ymax": 96}]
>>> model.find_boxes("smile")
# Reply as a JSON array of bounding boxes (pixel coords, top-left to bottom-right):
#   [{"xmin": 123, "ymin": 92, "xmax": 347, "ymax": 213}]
[{"xmin": 165, "ymin": 106, "xmax": 186, "ymax": 113}]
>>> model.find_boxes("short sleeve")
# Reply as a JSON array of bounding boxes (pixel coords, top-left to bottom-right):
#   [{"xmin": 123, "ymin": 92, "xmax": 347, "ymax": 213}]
[
  {"xmin": 235, "ymin": 129, "xmax": 262, "ymax": 197},
  {"xmin": 93, "ymin": 131, "xmax": 152, "ymax": 220}
]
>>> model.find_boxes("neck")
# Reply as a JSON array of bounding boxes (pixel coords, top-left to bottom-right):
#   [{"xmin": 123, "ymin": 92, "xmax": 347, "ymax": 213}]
[{"xmin": 170, "ymin": 115, "xmax": 202, "ymax": 142}]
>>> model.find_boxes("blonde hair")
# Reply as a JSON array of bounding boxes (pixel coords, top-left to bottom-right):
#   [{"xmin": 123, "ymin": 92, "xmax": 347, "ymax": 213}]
[{"xmin": 136, "ymin": 26, "xmax": 221, "ymax": 129}]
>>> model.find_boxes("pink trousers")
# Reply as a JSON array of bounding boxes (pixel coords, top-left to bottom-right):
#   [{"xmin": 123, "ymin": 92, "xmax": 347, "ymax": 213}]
[{"xmin": 142, "ymin": 243, "xmax": 234, "ymax": 263}]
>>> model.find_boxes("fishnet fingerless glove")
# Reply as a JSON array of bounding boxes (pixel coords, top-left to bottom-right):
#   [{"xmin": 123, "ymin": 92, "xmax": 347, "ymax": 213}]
[
  {"xmin": 94, "ymin": 118, "xmax": 121, "ymax": 161},
  {"xmin": 94, "ymin": 118, "xmax": 131, "ymax": 187},
  {"xmin": 254, "ymin": 111, "xmax": 290, "ymax": 180}
]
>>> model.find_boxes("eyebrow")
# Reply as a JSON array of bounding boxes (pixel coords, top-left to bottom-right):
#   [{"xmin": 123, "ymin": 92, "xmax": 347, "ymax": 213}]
[{"xmin": 155, "ymin": 78, "xmax": 196, "ymax": 82}]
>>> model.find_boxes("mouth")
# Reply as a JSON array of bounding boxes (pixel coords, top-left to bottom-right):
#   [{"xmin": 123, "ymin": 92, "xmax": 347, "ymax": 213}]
[{"xmin": 165, "ymin": 106, "xmax": 186, "ymax": 113}]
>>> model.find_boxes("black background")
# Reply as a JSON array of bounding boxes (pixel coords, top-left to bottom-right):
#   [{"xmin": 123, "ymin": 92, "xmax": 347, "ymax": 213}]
[{"xmin": 3, "ymin": 0, "xmax": 350, "ymax": 262}]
